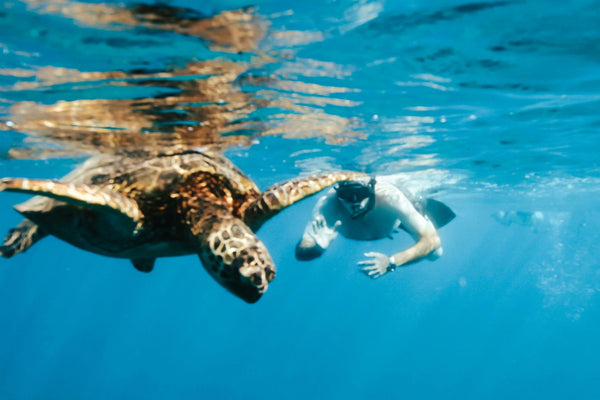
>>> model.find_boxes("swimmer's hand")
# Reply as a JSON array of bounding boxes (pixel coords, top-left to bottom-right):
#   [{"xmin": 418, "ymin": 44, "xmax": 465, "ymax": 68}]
[
  {"xmin": 359, "ymin": 252, "xmax": 394, "ymax": 279},
  {"xmin": 306, "ymin": 216, "xmax": 341, "ymax": 249}
]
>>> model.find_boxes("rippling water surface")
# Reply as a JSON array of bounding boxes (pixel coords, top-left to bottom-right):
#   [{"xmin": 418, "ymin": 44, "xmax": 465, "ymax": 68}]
[{"xmin": 1, "ymin": 1, "xmax": 599, "ymax": 399}]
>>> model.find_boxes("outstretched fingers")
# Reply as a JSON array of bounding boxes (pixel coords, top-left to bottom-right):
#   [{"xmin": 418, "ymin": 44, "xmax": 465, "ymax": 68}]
[
  {"xmin": 312, "ymin": 216, "xmax": 341, "ymax": 232},
  {"xmin": 358, "ymin": 252, "xmax": 390, "ymax": 279},
  {"xmin": 312, "ymin": 215, "xmax": 326, "ymax": 231}
]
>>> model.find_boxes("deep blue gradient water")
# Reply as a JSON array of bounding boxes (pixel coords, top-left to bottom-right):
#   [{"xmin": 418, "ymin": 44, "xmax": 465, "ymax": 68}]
[{"xmin": 1, "ymin": 1, "xmax": 600, "ymax": 399}]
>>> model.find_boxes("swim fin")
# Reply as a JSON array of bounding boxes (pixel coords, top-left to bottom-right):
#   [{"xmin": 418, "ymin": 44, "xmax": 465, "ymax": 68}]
[{"xmin": 421, "ymin": 198, "xmax": 456, "ymax": 228}]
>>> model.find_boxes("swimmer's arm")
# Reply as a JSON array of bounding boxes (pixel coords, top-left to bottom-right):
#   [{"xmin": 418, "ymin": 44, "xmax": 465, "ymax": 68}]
[
  {"xmin": 389, "ymin": 228, "xmax": 441, "ymax": 267},
  {"xmin": 389, "ymin": 190, "xmax": 442, "ymax": 266},
  {"xmin": 295, "ymin": 215, "xmax": 340, "ymax": 260},
  {"xmin": 295, "ymin": 196, "xmax": 340, "ymax": 261},
  {"xmin": 360, "ymin": 228, "xmax": 440, "ymax": 278},
  {"xmin": 360, "ymin": 187, "xmax": 441, "ymax": 277}
]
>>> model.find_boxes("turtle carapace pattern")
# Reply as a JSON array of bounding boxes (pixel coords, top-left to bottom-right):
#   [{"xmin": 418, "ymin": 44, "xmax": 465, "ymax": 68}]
[{"xmin": 0, "ymin": 150, "xmax": 363, "ymax": 303}]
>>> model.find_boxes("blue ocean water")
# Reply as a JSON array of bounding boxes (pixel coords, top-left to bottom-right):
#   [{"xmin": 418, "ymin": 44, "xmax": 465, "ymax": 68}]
[{"xmin": 1, "ymin": 0, "xmax": 600, "ymax": 399}]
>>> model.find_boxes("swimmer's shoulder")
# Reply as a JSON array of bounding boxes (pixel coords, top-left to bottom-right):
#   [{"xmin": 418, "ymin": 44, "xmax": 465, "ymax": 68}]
[{"xmin": 374, "ymin": 180, "xmax": 411, "ymax": 205}]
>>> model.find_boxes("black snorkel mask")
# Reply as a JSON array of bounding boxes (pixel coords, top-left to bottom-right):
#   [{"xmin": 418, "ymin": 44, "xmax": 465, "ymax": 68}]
[{"xmin": 335, "ymin": 177, "xmax": 376, "ymax": 219}]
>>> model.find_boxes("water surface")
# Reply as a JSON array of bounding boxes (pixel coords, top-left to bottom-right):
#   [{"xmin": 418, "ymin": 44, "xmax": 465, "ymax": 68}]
[{"xmin": 1, "ymin": 1, "xmax": 599, "ymax": 399}]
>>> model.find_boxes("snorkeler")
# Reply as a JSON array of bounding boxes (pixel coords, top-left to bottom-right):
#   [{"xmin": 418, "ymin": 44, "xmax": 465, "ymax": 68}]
[{"xmin": 295, "ymin": 176, "xmax": 455, "ymax": 278}]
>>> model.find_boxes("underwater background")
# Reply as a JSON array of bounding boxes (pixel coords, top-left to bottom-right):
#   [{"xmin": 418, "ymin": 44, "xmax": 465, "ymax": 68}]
[{"xmin": 1, "ymin": 0, "xmax": 600, "ymax": 398}]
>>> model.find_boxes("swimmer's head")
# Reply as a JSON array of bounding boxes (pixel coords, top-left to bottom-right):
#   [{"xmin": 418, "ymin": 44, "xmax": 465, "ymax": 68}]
[{"xmin": 335, "ymin": 177, "xmax": 376, "ymax": 219}]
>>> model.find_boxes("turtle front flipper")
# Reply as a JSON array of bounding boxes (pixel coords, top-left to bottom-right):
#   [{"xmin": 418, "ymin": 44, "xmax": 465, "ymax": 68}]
[
  {"xmin": 1, "ymin": 219, "xmax": 47, "ymax": 258},
  {"xmin": 188, "ymin": 207, "xmax": 275, "ymax": 303},
  {"xmin": 1, "ymin": 178, "xmax": 143, "ymax": 229},
  {"xmin": 242, "ymin": 171, "xmax": 365, "ymax": 230}
]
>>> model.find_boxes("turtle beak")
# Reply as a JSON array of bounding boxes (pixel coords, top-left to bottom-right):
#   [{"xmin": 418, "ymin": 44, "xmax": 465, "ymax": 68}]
[
  {"xmin": 227, "ymin": 270, "xmax": 265, "ymax": 303},
  {"xmin": 199, "ymin": 244, "xmax": 276, "ymax": 304},
  {"xmin": 233, "ymin": 251, "xmax": 275, "ymax": 303}
]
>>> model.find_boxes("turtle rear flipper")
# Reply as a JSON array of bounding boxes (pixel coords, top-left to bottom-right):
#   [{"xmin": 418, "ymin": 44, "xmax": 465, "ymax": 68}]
[
  {"xmin": 1, "ymin": 178, "xmax": 143, "ymax": 229},
  {"xmin": 190, "ymin": 209, "xmax": 275, "ymax": 304},
  {"xmin": 131, "ymin": 258, "xmax": 155, "ymax": 273},
  {"xmin": 1, "ymin": 219, "xmax": 47, "ymax": 258},
  {"xmin": 243, "ymin": 171, "xmax": 364, "ymax": 230}
]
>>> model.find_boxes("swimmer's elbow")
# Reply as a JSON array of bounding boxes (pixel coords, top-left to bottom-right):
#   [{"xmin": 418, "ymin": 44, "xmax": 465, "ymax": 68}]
[
  {"xmin": 425, "ymin": 230, "xmax": 441, "ymax": 249},
  {"xmin": 428, "ymin": 246, "xmax": 443, "ymax": 260},
  {"xmin": 424, "ymin": 231, "xmax": 442, "ymax": 260}
]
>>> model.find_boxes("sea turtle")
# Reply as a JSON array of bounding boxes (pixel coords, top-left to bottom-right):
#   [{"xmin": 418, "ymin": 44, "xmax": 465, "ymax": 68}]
[{"xmin": 0, "ymin": 150, "xmax": 362, "ymax": 303}]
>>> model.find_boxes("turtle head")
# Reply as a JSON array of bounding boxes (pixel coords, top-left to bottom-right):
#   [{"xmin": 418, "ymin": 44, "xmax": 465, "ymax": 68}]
[
  {"xmin": 227, "ymin": 247, "xmax": 276, "ymax": 303},
  {"xmin": 199, "ymin": 217, "xmax": 276, "ymax": 303}
]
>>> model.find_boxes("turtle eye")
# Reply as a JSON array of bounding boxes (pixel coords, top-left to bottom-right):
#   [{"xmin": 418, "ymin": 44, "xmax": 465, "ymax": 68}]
[{"xmin": 265, "ymin": 268, "xmax": 275, "ymax": 282}]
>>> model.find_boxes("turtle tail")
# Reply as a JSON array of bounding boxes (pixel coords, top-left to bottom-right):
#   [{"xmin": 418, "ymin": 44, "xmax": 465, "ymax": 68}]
[
  {"xmin": 1, "ymin": 219, "xmax": 47, "ymax": 258},
  {"xmin": 243, "ymin": 171, "xmax": 365, "ymax": 231}
]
